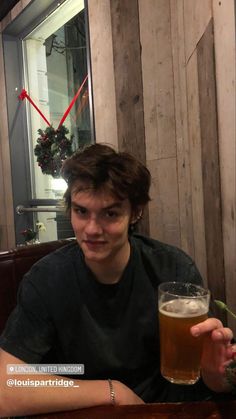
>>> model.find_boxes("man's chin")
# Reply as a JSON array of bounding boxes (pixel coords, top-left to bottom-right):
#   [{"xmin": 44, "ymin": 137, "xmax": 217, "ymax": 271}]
[{"xmin": 82, "ymin": 247, "xmax": 107, "ymax": 262}]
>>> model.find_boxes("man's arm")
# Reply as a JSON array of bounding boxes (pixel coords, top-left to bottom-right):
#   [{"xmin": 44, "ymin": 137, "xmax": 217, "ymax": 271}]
[{"xmin": 0, "ymin": 349, "xmax": 144, "ymax": 416}]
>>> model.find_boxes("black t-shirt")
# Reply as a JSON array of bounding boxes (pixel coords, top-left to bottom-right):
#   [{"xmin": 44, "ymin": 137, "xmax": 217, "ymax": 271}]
[{"xmin": 0, "ymin": 234, "xmax": 221, "ymax": 402}]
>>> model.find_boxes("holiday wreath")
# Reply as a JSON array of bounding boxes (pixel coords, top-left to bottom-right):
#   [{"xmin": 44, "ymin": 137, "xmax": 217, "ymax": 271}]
[
  {"xmin": 34, "ymin": 125, "xmax": 74, "ymax": 178},
  {"xmin": 18, "ymin": 75, "xmax": 88, "ymax": 178}
]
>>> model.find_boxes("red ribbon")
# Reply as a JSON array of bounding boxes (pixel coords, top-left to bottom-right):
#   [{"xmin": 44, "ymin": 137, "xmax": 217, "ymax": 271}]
[
  {"xmin": 18, "ymin": 74, "xmax": 88, "ymax": 129},
  {"xmin": 57, "ymin": 74, "xmax": 88, "ymax": 128},
  {"xmin": 73, "ymin": 88, "xmax": 88, "ymax": 122},
  {"xmin": 18, "ymin": 89, "xmax": 51, "ymax": 126}
]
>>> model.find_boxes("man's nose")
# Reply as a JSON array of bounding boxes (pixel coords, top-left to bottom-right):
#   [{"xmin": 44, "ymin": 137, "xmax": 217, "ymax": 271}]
[{"xmin": 85, "ymin": 217, "xmax": 103, "ymax": 235}]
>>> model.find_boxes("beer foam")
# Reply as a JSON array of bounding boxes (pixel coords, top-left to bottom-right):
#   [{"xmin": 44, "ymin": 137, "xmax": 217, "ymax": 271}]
[{"xmin": 159, "ymin": 298, "xmax": 208, "ymax": 318}]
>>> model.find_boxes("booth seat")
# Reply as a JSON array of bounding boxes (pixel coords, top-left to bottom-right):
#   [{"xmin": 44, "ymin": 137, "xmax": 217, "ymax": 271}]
[{"xmin": 0, "ymin": 238, "xmax": 75, "ymax": 335}]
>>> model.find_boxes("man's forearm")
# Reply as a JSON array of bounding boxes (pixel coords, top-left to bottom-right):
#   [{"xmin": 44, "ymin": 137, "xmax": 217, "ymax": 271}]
[{"xmin": 0, "ymin": 375, "xmax": 111, "ymax": 416}]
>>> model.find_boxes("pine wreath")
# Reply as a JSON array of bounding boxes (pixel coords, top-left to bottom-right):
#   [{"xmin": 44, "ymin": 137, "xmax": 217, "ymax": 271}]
[{"xmin": 34, "ymin": 125, "xmax": 74, "ymax": 178}]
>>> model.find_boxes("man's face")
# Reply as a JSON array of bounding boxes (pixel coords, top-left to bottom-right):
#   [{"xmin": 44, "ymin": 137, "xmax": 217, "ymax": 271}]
[{"xmin": 70, "ymin": 184, "xmax": 133, "ymax": 266}]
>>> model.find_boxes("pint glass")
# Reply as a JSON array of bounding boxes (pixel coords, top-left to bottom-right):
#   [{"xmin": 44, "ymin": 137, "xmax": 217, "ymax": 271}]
[{"xmin": 158, "ymin": 282, "xmax": 210, "ymax": 385}]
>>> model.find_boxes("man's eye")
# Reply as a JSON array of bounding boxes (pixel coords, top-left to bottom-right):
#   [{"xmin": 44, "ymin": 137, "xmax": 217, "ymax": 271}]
[
  {"xmin": 106, "ymin": 211, "xmax": 118, "ymax": 218},
  {"xmin": 74, "ymin": 207, "xmax": 87, "ymax": 215}
]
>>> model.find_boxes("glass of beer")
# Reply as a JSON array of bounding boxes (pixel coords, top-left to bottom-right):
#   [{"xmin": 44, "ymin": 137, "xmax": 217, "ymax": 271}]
[{"xmin": 158, "ymin": 282, "xmax": 210, "ymax": 385}]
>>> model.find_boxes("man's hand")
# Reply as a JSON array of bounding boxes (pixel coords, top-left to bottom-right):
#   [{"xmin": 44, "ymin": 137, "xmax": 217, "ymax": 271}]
[{"xmin": 191, "ymin": 318, "xmax": 235, "ymax": 392}]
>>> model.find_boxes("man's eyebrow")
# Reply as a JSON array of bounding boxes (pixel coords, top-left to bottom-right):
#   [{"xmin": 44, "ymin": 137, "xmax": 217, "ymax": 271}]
[
  {"xmin": 103, "ymin": 202, "xmax": 123, "ymax": 210},
  {"xmin": 71, "ymin": 202, "xmax": 84, "ymax": 208},
  {"xmin": 71, "ymin": 201, "xmax": 123, "ymax": 210}
]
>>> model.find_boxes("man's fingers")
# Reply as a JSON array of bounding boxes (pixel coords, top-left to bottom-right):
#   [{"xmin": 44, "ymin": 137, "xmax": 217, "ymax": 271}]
[
  {"xmin": 191, "ymin": 318, "xmax": 233, "ymax": 342},
  {"xmin": 191, "ymin": 318, "xmax": 223, "ymax": 337},
  {"xmin": 211, "ymin": 327, "xmax": 234, "ymax": 342}
]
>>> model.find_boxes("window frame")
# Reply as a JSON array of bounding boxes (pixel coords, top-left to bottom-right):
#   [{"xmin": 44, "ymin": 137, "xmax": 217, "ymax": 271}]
[{"xmin": 2, "ymin": 0, "xmax": 94, "ymax": 244}]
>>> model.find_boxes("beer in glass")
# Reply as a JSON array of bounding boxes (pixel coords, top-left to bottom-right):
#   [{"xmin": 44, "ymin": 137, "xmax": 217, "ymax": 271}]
[{"xmin": 158, "ymin": 282, "xmax": 210, "ymax": 385}]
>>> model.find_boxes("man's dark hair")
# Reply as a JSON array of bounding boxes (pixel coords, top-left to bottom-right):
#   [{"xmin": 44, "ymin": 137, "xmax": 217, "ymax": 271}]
[{"xmin": 61, "ymin": 143, "xmax": 151, "ymax": 213}]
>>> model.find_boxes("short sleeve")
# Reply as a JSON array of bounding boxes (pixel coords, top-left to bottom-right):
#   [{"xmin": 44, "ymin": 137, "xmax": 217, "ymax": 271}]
[{"xmin": 0, "ymin": 266, "xmax": 56, "ymax": 363}]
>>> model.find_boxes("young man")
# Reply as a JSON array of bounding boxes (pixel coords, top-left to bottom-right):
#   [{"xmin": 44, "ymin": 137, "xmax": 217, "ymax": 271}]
[{"xmin": 0, "ymin": 144, "xmax": 234, "ymax": 416}]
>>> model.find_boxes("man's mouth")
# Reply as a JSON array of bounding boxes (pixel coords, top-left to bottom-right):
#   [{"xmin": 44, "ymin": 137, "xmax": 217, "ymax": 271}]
[{"xmin": 83, "ymin": 240, "xmax": 107, "ymax": 248}]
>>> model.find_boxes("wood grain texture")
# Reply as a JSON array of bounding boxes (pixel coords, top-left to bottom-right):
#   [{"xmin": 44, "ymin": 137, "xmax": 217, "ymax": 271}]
[
  {"xmin": 139, "ymin": 0, "xmax": 177, "ymax": 246},
  {"xmin": 110, "ymin": 0, "xmax": 145, "ymax": 161},
  {"xmin": 197, "ymin": 19, "xmax": 226, "ymax": 320},
  {"xmin": 139, "ymin": 0, "xmax": 178, "ymax": 243},
  {"xmin": 213, "ymin": 0, "xmax": 236, "ymax": 332},
  {"xmin": 183, "ymin": 0, "xmax": 212, "ymax": 62},
  {"xmin": 139, "ymin": 0, "xmax": 176, "ymax": 162},
  {"xmin": 110, "ymin": 0, "xmax": 149, "ymax": 235},
  {"xmin": 170, "ymin": 0, "xmax": 195, "ymax": 256},
  {"xmin": 87, "ymin": 0, "xmax": 118, "ymax": 147},
  {"xmin": 186, "ymin": 50, "xmax": 207, "ymax": 282},
  {"xmin": 148, "ymin": 157, "xmax": 180, "ymax": 247}
]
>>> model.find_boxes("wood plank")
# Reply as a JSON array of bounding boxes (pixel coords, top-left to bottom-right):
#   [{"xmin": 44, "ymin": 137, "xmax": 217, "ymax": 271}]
[
  {"xmin": 110, "ymin": 0, "xmax": 145, "ymax": 160},
  {"xmin": 139, "ymin": 0, "xmax": 176, "ymax": 162},
  {"xmin": 213, "ymin": 0, "xmax": 236, "ymax": 331},
  {"xmin": 183, "ymin": 0, "xmax": 212, "ymax": 62},
  {"xmin": 186, "ymin": 50, "xmax": 207, "ymax": 282},
  {"xmin": 169, "ymin": 0, "xmax": 194, "ymax": 255},
  {"xmin": 87, "ymin": 0, "xmax": 118, "ymax": 147},
  {"xmin": 197, "ymin": 19, "xmax": 226, "ymax": 323},
  {"xmin": 148, "ymin": 157, "xmax": 180, "ymax": 247},
  {"xmin": 110, "ymin": 0, "xmax": 149, "ymax": 235},
  {"xmin": 139, "ymin": 0, "xmax": 177, "ymax": 242}
]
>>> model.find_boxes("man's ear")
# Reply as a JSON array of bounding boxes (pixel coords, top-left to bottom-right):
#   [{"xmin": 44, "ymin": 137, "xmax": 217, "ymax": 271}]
[{"xmin": 130, "ymin": 207, "xmax": 143, "ymax": 225}]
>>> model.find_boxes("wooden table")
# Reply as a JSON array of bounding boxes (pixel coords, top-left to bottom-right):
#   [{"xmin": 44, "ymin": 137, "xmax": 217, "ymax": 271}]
[{"xmin": 29, "ymin": 401, "xmax": 236, "ymax": 419}]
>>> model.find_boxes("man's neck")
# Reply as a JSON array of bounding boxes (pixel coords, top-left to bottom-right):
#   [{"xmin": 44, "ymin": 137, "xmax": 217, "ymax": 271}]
[{"xmin": 85, "ymin": 242, "xmax": 131, "ymax": 284}]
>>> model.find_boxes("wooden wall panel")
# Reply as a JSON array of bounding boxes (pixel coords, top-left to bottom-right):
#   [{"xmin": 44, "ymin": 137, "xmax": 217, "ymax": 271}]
[
  {"xmin": 186, "ymin": 51, "xmax": 207, "ymax": 282},
  {"xmin": 110, "ymin": 0, "xmax": 149, "ymax": 235},
  {"xmin": 139, "ymin": 0, "xmax": 179, "ymax": 245},
  {"xmin": 139, "ymin": 0, "xmax": 176, "ymax": 162},
  {"xmin": 87, "ymin": 0, "xmax": 118, "ymax": 147},
  {"xmin": 183, "ymin": 0, "xmax": 212, "ymax": 62},
  {"xmin": 148, "ymin": 157, "xmax": 180, "ymax": 247},
  {"xmin": 110, "ymin": 0, "xmax": 145, "ymax": 161},
  {"xmin": 170, "ymin": 0, "xmax": 210, "ymax": 280},
  {"xmin": 170, "ymin": 0, "xmax": 195, "ymax": 256},
  {"xmin": 197, "ymin": 19, "xmax": 226, "ymax": 322},
  {"xmin": 213, "ymin": 0, "xmax": 236, "ymax": 330}
]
